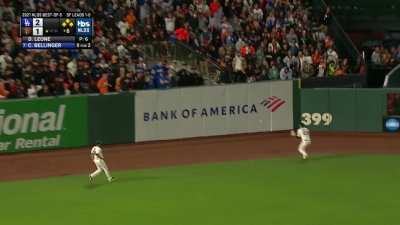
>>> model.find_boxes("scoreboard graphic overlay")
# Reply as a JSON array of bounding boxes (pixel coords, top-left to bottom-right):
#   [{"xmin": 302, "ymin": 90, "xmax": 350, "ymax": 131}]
[{"xmin": 20, "ymin": 12, "xmax": 93, "ymax": 49}]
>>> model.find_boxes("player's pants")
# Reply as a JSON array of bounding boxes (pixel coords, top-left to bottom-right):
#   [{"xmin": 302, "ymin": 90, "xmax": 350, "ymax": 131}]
[
  {"xmin": 298, "ymin": 141, "xmax": 311, "ymax": 158},
  {"xmin": 90, "ymin": 159, "xmax": 112, "ymax": 181}
]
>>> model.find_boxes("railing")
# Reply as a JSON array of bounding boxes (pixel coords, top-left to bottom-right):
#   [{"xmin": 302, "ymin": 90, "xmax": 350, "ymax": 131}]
[{"xmin": 383, "ymin": 64, "xmax": 400, "ymax": 88}]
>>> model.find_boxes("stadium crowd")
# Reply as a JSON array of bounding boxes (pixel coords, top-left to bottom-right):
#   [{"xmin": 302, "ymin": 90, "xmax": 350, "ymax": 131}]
[
  {"xmin": 370, "ymin": 44, "xmax": 400, "ymax": 67},
  {"xmin": 1, "ymin": 0, "xmax": 350, "ymax": 99}
]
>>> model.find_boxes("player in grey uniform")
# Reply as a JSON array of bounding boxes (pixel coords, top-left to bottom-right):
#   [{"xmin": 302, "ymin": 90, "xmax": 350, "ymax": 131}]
[
  {"xmin": 89, "ymin": 141, "xmax": 114, "ymax": 183},
  {"xmin": 290, "ymin": 126, "xmax": 311, "ymax": 159}
]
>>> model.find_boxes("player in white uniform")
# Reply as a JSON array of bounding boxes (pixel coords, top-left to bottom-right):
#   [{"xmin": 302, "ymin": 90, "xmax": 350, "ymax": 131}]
[
  {"xmin": 290, "ymin": 127, "xmax": 311, "ymax": 159},
  {"xmin": 89, "ymin": 142, "xmax": 114, "ymax": 183}
]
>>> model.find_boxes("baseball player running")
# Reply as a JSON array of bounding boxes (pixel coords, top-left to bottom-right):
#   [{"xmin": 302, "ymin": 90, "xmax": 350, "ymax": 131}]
[
  {"xmin": 89, "ymin": 141, "xmax": 114, "ymax": 183},
  {"xmin": 290, "ymin": 126, "xmax": 311, "ymax": 159}
]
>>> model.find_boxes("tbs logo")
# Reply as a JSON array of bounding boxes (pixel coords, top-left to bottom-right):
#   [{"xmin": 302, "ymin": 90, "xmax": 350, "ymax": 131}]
[
  {"xmin": 77, "ymin": 20, "xmax": 90, "ymax": 27},
  {"xmin": 76, "ymin": 18, "xmax": 92, "ymax": 35}
]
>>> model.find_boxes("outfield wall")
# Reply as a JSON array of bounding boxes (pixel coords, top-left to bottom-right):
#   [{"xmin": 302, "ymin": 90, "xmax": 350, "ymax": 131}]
[
  {"xmin": 2, "ymin": 81, "xmax": 398, "ymax": 153},
  {"xmin": 299, "ymin": 88, "xmax": 400, "ymax": 132}
]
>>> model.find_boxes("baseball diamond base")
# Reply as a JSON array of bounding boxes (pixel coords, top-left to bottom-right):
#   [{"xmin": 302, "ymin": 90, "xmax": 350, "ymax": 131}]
[{"xmin": 0, "ymin": 131, "xmax": 399, "ymax": 182}]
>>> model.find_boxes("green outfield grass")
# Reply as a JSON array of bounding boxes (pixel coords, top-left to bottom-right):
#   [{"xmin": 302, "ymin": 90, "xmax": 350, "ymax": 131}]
[{"xmin": 1, "ymin": 154, "xmax": 399, "ymax": 225}]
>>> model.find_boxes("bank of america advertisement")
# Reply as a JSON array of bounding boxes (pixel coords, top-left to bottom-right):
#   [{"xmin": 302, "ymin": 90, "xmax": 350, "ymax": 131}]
[
  {"xmin": 135, "ymin": 81, "xmax": 293, "ymax": 142},
  {"xmin": 0, "ymin": 96, "xmax": 88, "ymax": 153}
]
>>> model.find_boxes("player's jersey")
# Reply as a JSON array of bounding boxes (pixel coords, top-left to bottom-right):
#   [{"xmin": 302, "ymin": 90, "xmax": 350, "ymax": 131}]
[
  {"xmin": 297, "ymin": 127, "xmax": 311, "ymax": 142},
  {"xmin": 91, "ymin": 146, "xmax": 104, "ymax": 161}
]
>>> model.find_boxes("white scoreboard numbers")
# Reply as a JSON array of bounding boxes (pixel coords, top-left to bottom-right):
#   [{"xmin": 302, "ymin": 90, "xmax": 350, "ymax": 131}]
[
  {"xmin": 301, "ymin": 112, "xmax": 333, "ymax": 126},
  {"xmin": 33, "ymin": 18, "xmax": 43, "ymax": 36}
]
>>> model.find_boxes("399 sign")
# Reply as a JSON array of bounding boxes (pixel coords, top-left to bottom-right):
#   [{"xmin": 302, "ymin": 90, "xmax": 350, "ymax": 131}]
[{"xmin": 301, "ymin": 113, "xmax": 333, "ymax": 126}]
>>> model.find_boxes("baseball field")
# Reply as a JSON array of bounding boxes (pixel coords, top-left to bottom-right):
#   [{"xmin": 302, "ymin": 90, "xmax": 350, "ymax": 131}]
[{"xmin": 0, "ymin": 132, "xmax": 399, "ymax": 225}]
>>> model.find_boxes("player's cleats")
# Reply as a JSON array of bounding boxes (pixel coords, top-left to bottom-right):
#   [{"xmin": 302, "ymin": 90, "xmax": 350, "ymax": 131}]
[
  {"xmin": 108, "ymin": 177, "xmax": 115, "ymax": 182},
  {"xmin": 89, "ymin": 175, "xmax": 93, "ymax": 183}
]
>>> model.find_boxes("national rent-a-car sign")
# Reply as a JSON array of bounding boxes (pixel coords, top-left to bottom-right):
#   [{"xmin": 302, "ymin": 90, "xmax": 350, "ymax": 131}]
[
  {"xmin": 0, "ymin": 96, "xmax": 88, "ymax": 153},
  {"xmin": 135, "ymin": 81, "xmax": 293, "ymax": 142}
]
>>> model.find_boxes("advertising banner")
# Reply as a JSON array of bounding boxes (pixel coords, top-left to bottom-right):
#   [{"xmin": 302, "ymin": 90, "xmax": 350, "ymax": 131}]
[
  {"xmin": 0, "ymin": 96, "xmax": 88, "ymax": 153},
  {"xmin": 135, "ymin": 81, "xmax": 293, "ymax": 142}
]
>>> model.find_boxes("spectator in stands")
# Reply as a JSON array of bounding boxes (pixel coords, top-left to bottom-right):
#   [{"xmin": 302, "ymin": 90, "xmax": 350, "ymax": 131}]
[
  {"xmin": 175, "ymin": 25, "xmax": 190, "ymax": 42},
  {"xmin": 0, "ymin": 79, "xmax": 9, "ymax": 99},
  {"xmin": 381, "ymin": 48, "xmax": 392, "ymax": 65},
  {"xmin": 152, "ymin": 60, "xmax": 171, "ymax": 89},
  {"xmin": 340, "ymin": 58, "xmax": 350, "ymax": 75},
  {"xmin": 144, "ymin": 70, "xmax": 155, "ymax": 89},
  {"xmin": 334, "ymin": 64, "xmax": 345, "ymax": 76},
  {"xmin": 115, "ymin": 72, "xmax": 125, "ymax": 93},
  {"xmin": 280, "ymin": 66, "xmax": 293, "ymax": 80},
  {"xmin": 370, "ymin": 44, "xmax": 400, "ymax": 67},
  {"xmin": 164, "ymin": 12, "xmax": 176, "ymax": 34},
  {"xmin": 71, "ymin": 82, "xmax": 83, "ymax": 95},
  {"xmin": 97, "ymin": 73, "xmax": 110, "ymax": 95},
  {"xmin": 38, "ymin": 84, "xmax": 52, "ymax": 97},
  {"xmin": 317, "ymin": 59, "xmax": 327, "ymax": 77},
  {"xmin": 233, "ymin": 53, "xmax": 247, "ymax": 82},
  {"xmin": 63, "ymin": 83, "xmax": 71, "ymax": 95},
  {"xmin": 75, "ymin": 61, "xmax": 92, "ymax": 93},
  {"xmin": 327, "ymin": 48, "xmax": 339, "ymax": 65},
  {"xmin": 0, "ymin": 50, "xmax": 11, "ymax": 76},
  {"xmin": 322, "ymin": 7, "xmax": 331, "ymax": 25},
  {"xmin": 27, "ymin": 83, "xmax": 38, "ymax": 98},
  {"xmin": 300, "ymin": 50, "xmax": 314, "ymax": 78},
  {"xmin": 268, "ymin": 62, "xmax": 280, "ymax": 80},
  {"xmin": 371, "ymin": 47, "xmax": 382, "ymax": 65},
  {"xmin": 327, "ymin": 61, "xmax": 337, "ymax": 76}
]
